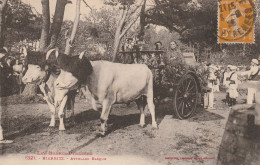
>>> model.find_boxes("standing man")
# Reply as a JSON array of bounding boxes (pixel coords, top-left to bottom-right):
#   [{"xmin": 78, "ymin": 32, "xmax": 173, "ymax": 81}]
[
  {"xmin": 223, "ymin": 65, "xmax": 232, "ymax": 104},
  {"xmin": 0, "ymin": 48, "xmax": 13, "ymax": 144},
  {"xmin": 223, "ymin": 65, "xmax": 232, "ymax": 88},
  {"xmin": 247, "ymin": 59, "xmax": 260, "ymax": 104},
  {"xmin": 227, "ymin": 66, "xmax": 239, "ymax": 106},
  {"xmin": 204, "ymin": 64, "xmax": 217, "ymax": 110}
]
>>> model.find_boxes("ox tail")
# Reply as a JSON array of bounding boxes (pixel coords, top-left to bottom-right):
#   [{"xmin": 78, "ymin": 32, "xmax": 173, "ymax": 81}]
[
  {"xmin": 146, "ymin": 69, "xmax": 154, "ymax": 99},
  {"xmin": 146, "ymin": 68, "xmax": 157, "ymax": 128}
]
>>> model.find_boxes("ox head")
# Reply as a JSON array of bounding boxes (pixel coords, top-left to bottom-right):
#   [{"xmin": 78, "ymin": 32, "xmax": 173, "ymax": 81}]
[
  {"xmin": 45, "ymin": 50, "xmax": 93, "ymax": 107},
  {"xmin": 22, "ymin": 48, "xmax": 58, "ymax": 85},
  {"xmin": 53, "ymin": 50, "xmax": 93, "ymax": 90}
]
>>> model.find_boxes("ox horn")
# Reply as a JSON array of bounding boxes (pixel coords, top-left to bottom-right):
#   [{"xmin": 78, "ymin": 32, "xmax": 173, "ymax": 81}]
[
  {"xmin": 46, "ymin": 48, "xmax": 57, "ymax": 60},
  {"xmin": 3, "ymin": 47, "xmax": 8, "ymax": 53},
  {"xmin": 79, "ymin": 50, "xmax": 85, "ymax": 59},
  {"xmin": 55, "ymin": 48, "xmax": 59, "ymax": 58}
]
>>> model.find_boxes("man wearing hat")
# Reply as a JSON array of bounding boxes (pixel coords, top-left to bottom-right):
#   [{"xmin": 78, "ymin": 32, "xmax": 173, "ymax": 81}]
[
  {"xmin": 247, "ymin": 59, "xmax": 260, "ymax": 104},
  {"xmin": 204, "ymin": 64, "xmax": 217, "ymax": 109},
  {"xmin": 223, "ymin": 65, "xmax": 232, "ymax": 105},
  {"xmin": 227, "ymin": 65, "xmax": 239, "ymax": 106},
  {"xmin": 223, "ymin": 65, "xmax": 232, "ymax": 88},
  {"xmin": 154, "ymin": 41, "xmax": 163, "ymax": 50}
]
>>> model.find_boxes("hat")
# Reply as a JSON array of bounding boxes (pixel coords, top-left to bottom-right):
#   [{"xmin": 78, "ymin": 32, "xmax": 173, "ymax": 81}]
[
  {"xmin": 230, "ymin": 65, "xmax": 237, "ymax": 70},
  {"xmin": 227, "ymin": 65, "xmax": 232, "ymax": 68},
  {"xmin": 154, "ymin": 41, "xmax": 162, "ymax": 45},
  {"xmin": 252, "ymin": 59, "xmax": 259, "ymax": 65}
]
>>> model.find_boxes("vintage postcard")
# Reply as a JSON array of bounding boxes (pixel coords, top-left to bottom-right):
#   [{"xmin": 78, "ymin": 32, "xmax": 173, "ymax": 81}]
[{"xmin": 0, "ymin": 0, "xmax": 260, "ymax": 165}]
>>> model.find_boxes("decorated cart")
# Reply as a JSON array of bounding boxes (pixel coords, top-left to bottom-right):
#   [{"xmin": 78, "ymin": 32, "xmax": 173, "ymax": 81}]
[{"xmin": 119, "ymin": 48, "xmax": 209, "ymax": 119}]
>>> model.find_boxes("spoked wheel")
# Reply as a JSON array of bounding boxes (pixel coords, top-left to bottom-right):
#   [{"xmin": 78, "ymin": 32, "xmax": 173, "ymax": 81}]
[{"xmin": 173, "ymin": 74, "xmax": 199, "ymax": 119}]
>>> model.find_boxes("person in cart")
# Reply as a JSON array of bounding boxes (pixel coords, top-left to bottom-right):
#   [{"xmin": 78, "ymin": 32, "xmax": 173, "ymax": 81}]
[{"xmin": 166, "ymin": 41, "xmax": 184, "ymax": 63}]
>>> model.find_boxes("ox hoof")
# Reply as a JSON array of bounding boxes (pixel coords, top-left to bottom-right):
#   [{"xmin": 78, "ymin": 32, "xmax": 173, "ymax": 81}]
[
  {"xmin": 47, "ymin": 126, "xmax": 55, "ymax": 131},
  {"xmin": 138, "ymin": 124, "xmax": 145, "ymax": 128},
  {"xmin": 59, "ymin": 127, "xmax": 66, "ymax": 131},
  {"xmin": 97, "ymin": 131, "xmax": 106, "ymax": 137},
  {"xmin": 59, "ymin": 125, "xmax": 66, "ymax": 131},
  {"xmin": 59, "ymin": 130, "xmax": 66, "ymax": 135},
  {"xmin": 152, "ymin": 124, "xmax": 158, "ymax": 130},
  {"xmin": 0, "ymin": 139, "xmax": 13, "ymax": 144}
]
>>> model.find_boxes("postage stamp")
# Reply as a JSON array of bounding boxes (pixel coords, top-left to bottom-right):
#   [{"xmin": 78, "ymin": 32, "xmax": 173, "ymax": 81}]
[{"xmin": 218, "ymin": 0, "xmax": 255, "ymax": 43}]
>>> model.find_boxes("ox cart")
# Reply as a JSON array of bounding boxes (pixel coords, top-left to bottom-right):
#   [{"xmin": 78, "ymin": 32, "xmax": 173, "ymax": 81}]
[{"xmin": 119, "ymin": 49, "xmax": 208, "ymax": 119}]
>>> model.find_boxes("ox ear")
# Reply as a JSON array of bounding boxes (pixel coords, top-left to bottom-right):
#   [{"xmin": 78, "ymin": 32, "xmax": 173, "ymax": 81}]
[
  {"xmin": 22, "ymin": 47, "xmax": 27, "ymax": 57},
  {"xmin": 79, "ymin": 50, "xmax": 85, "ymax": 60},
  {"xmin": 46, "ymin": 48, "xmax": 56, "ymax": 60}
]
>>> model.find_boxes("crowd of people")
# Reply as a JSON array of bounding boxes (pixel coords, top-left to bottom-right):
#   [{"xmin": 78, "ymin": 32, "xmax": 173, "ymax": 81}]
[
  {"xmin": 204, "ymin": 57, "xmax": 260, "ymax": 110},
  {"xmin": 121, "ymin": 38, "xmax": 260, "ymax": 110},
  {"xmin": 0, "ymin": 48, "xmax": 25, "ymax": 97}
]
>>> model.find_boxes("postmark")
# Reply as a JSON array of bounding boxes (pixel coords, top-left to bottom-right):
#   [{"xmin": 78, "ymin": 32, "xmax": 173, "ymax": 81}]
[{"xmin": 218, "ymin": 0, "xmax": 255, "ymax": 43}]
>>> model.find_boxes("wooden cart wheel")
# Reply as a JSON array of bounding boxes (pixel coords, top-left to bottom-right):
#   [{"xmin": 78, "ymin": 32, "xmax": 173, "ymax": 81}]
[{"xmin": 173, "ymin": 73, "xmax": 199, "ymax": 119}]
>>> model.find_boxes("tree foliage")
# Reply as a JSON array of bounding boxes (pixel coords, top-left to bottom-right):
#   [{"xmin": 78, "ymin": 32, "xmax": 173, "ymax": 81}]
[
  {"xmin": 57, "ymin": 6, "xmax": 118, "ymax": 55},
  {"xmin": 4, "ymin": 0, "xmax": 41, "ymax": 46},
  {"xmin": 145, "ymin": 0, "xmax": 202, "ymax": 33},
  {"xmin": 144, "ymin": 0, "xmax": 217, "ymax": 48}
]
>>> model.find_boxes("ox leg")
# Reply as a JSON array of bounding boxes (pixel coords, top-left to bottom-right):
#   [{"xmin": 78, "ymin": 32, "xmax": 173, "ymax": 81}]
[
  {"xmin": 39, "ymin": 84, "xmax": 56, "ymax": 127},
  {"xmin": 70, "ymin": 94, "xmax": 76, "ymax": 125},
  {"xmin": 91, "ymin": 95, "xmax": 98, "ymax": 111},
  {"xmin": 66, "ymin": 91, "xmax": 76, "ymax": 124},
  {"xmin": 147, "ymin": 96, "xmax": 158, "ymax": 128},
  {"xmin": 58, "ymin": 95, "xmax": 68, "ymax": 131},
  {"xmin": 43, "ymin": 98, "xmax": 56, "ymax": 127},
  {"xmin": 136, "ymin": 97, "xmax": 147, "ymax": 127},
  {"xmin": 99, "ymin": 99, "xmax": 113, "ymax": 135},
  {"xmin": 0, "ymin": 125, "xmax": 3, "ymax": 141},
  {"xmin": 48, "ymin": 104, "xmax": 56, "ymax": 127},
  {"xmin": 83, "ymin": 87, "xmax": 97, "ymax": 111}
]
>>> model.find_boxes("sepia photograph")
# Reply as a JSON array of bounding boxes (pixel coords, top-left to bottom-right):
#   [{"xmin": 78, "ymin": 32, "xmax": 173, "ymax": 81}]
[{"xmin": 0, "ymin": 0, "xmax": 259, "ymax": 164}]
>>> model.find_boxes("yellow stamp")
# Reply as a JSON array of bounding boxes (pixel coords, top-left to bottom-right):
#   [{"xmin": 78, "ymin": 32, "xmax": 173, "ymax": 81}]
[{"xmin": 218, "ymin": 0, "xmax": 255, "ymax": 43}]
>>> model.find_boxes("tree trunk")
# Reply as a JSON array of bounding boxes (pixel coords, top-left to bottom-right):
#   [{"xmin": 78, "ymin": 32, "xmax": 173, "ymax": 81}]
[
  {"xmin": 112, "ymin": 5, "xmax": 142, "ymax": 61},
  {"xmin": 39, "ymin": 0, "xmax": 50, "ymax": 52},
  {"xmin": 112, "ymin": 27, "xmax": 122, "ymax": 62},
  {"xmin": 47, "ymin": 0, "xmax": 68, "ymax": 50},
  {"xmin": 64, "ymin": 0, "xmax": 80, "ymax": 55},
  {"xmin": 0, "ymin": 13, "xmax": 3, "ymax": 48},
  {"xmin": 138, "ymin": 0, "xmax": 146, "ymax": 41},
  {"xmin": 112, "ymin": 8, "xmax": 127, "ymax": 62},
  {"xmin": 0, "ymin": 0, "xmax": 8, "ymax": 48}
]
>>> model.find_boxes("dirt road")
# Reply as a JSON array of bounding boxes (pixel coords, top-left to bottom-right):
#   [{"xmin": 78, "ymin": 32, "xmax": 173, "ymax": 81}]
[{"xmin": 0, "ymin": 92, "xmax": 232, "ymax": 165}]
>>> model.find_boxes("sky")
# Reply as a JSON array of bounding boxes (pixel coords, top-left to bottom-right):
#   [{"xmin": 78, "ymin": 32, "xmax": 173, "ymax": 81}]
[
  {"xmin": 22, "ymin": 0, "xmax": 104, "ymax": 21},
  {"xmin": 21, "ymin": 0, "xmax": 165, "ymax": 32}
]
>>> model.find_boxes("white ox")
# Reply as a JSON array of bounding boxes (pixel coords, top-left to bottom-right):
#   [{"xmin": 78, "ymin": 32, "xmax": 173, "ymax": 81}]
[
  {"xmin": 22, "ymin": 48, "xmax": 76, "ymax": 131},
  {"xmin": 51, "ymin": 51, "xmax": 158, "ymax": 135}
]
